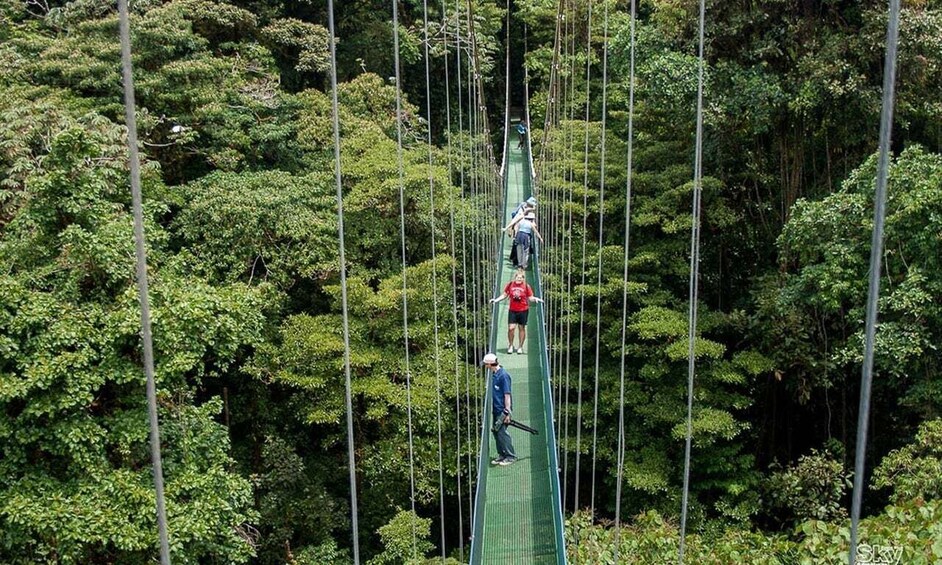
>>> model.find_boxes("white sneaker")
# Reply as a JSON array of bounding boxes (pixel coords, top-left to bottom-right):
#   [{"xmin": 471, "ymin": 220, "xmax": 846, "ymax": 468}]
[
  {"xmin": 508, "ymin": 346, "xmax": 514, "ymax": 354},
  {"xmin": 517, "ymin": 347, "xmax": 525, "ymax": 354}
]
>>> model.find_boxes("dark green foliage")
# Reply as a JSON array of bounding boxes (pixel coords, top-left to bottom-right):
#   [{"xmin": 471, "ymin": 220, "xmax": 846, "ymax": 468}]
[
  {"xmin": 174, "ymin": 170, "xmax": 339, "ymax": 287},
  {"xmin": 0, "ymin": 93, "xmax": 263, "ymax": 562},
  {"xmin": 525, "ymin": 0, "xmax": 942, "ymax": 555},
  {"xmin": 565, "ymin": 499, "xmax": 942, "ymax": 564},
  {"xmin": 873, "ymin": 418, "xmax": 942, "ymax": 504},
  {"xmin": 759, "ymin": 147, "xmax": 942, "ymax": 449},
  {"xmin": 765, "ymin": 449, "xmax": 851, "ymax": 527},
  {"xmin": 1, "ymin": 0, "xmax": 941, "ymax": 561}
]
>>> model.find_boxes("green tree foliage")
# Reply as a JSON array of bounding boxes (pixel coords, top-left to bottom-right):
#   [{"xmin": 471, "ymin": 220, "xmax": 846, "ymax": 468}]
[
  {"xmin": 0, "ymin": 102, "xmax": 262, "ymax": 561},
  {"xmin": 873, "ymin": 418, "xmax": 942, "ymax": 504},
  {"xmin": 5, "ymin": 0, "xmax": 305, "ymax": 179},
  {"xmin": 762, "ymin": 147, "xmax": 942, "ymax": 433},
  {"xmin": 566, "ymin": 499, "xmax": 942, "ymax": 564},
  {"xmin": 541, "ymin": 99, "xmax": 766, "ymax": 529},
  {"xmin": 368, "ymin": 509, "xmax": 435, "ymax": 565},
  {"xmin": 174, "ymin": 170, "xmax": 339, "ymax": 288},
  {"xmin": 566, "ymin": 509, "xmax": 797, "ymax": 564},
  {"xmin": 251, "ymin": 257, "xmax": 479, "ymax": 541},
  {"xmin": 254, "ymin": 436, "xmax": 346, "ymax": 563},
  {"xmin": 765, "ymin": 449, "xmax": 851, "ymax": 527},
  {"xmin": 2, "ymin": 0, "xmax": 942, "ymax": 561}
]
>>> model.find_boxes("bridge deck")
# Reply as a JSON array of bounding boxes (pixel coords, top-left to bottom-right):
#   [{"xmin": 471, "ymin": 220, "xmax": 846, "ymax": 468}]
[{"xmin": 475, "ymin": 140, "xmax": 563, "ymax": 564}]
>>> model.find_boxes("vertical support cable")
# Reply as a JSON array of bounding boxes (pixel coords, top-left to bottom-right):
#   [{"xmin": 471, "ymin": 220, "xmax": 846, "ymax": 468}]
[
  {"xmin": 455, "ymin": 0, "xmax": 476, "ymax": 518},
  {"xmin": 390, "ymin": 0, "xmax": 418, "ymax": 555},
  {"xmin": 613, "ymin": 0, "xmax": 636, "ymax": 560},
  {"xmin": 547, "ymin": 6, "xmax": 558, "ymax": 448},
  {"xmin": 589, "ymin": 0, "xmax": 609, "ymax": 518},
  {"xmin": 573, "ymin": 0, "xmax": 593, "ymax": 518},
  {"xmin": 419, "ymin": 0, "xmax": 447, "ymax": 559},
  {"xmin": 561, "ymin": 1, "xmax": 578, "ymax": 510},
  {"xmin": 849, "ymin": 1, "xmax": 900, "ymax": 563},
  {"xmin": 326, "ymin": 2, "xmax": 361, "ymax": 562},
  {"xmin": 538, "ymin": 0, "xmax": 565, "ymax": 178},
  {"xmin": 499, "ymin": 0, "xmax": 511, "ymax": 177},
  {"xmin": 442, "ymin": 5, "xmax": 467, "ymax": 561},
  {"xmin": 116, "ymin": 3, "xmax": 170, "ymax": 563},
  {"xmin": 678, "ymin": 0, "xmax": 707, "ymax": 560},
  {"xmin": 548, "ymin": 5, "xmax": 567, "ymax": 460}
]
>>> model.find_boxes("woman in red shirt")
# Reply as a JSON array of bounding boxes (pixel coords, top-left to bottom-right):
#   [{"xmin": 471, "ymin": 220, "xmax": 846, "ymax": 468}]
[{"xmin": 490, "ymin": 269, "xmax": 544, "ymax": 354}]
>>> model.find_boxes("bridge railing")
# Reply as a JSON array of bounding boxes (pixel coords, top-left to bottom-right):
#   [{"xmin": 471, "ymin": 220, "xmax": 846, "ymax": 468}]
[
  {"xmin": 527, "ymin": 162, "xmax": 567, "ymax": 565},
  {"xmin": 468, "ymin": 131, "xmax": 566, "ymax": 564}
]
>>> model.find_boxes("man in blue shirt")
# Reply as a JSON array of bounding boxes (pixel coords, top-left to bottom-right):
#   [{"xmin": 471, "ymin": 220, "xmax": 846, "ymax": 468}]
[
  {"xmin": 516, "ymin": 121, "xmax": 528, "ymax": 149},
  {"xmin": 483, "ymin": 352, "xmax": 516, "ymax": 465}
]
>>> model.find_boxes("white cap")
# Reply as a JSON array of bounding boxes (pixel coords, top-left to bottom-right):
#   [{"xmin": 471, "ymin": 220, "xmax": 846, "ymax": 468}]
[{"xmin": 482, "ymin": 353, "xmax": 498, "ymax": 365}]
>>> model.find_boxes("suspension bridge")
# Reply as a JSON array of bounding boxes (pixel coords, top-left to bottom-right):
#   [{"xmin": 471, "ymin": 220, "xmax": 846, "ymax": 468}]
[
  {"xmin": 467, "ymin": 130, "xmax": 565, "ymax": 564},
  {"xmin": 109, "ymin": 0, "xmax": 903, "ymax": 563}
]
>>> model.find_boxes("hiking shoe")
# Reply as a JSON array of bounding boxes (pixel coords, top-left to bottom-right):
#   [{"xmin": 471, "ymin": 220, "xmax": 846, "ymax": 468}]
[
  {"xmin": 490, "ymin": 457, "xmax": 504, "ymax": 465},
  {"xmin": 498, "ymin": 457, "xmax": 517, "ymax": 466}
]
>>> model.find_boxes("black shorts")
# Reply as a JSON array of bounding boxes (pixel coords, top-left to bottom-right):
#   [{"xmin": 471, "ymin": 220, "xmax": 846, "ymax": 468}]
[{"xmin": 508, "ymin": 310, "xmax": 529, "ymax": 326}]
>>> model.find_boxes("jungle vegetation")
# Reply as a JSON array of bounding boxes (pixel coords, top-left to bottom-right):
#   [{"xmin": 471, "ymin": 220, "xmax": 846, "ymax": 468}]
[{"xmin": 0, "ymin": 0, "xmax": 940, "ymax": 563}]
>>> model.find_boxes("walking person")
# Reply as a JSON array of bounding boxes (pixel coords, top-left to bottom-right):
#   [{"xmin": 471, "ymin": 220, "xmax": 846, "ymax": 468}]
[
  {"xmin": 506, "ymin": 197, "xmax": 537, "ymax": 267},
  {"xmin": 516, "ymin": 121, "xmax": 528, "ymax": 150},
  {"xmin": 513, "ymin": 211, "xmax": 543, "ymax": 270},
  {"xmin": 510, "ymin": 196, "xmax": 537, "ymax": 220},
  {"xmin": 482, "ymin": 352, "xmax": 516, "ymax": 466},
  {"xmin": 490, "ymin": 269, "xmax": 543, "ymax": 354}
]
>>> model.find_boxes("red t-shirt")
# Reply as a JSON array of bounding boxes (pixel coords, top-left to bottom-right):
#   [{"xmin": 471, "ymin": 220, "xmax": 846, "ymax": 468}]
[{"xmin": 504, "ymin": 281, "xmax": 534, "ymax": 312}]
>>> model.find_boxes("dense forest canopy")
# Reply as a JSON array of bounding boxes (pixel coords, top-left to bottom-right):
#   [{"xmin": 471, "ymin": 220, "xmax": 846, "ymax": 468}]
[{"xmin": 0, "ymin": 0, "xmax": 940, "ymax": 563}]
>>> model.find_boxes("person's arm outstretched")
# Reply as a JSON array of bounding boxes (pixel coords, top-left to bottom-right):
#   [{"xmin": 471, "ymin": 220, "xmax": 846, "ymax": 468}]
[{"xmin": 502, "ymin": 213, "xmax": 525, "ymax": 234}]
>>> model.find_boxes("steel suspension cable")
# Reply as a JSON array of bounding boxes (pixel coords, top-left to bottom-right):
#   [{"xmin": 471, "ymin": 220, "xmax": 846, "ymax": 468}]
[
  {"xmin": 561, "ymin": 1, "xmax": 579, "ymax": 510},
  {"xmin": 555, "ymin": 0, "xmax": 570, "ymax": 500},
  {"xmin": 390, "ymin": 0, "xmax": 419, "ymax": 555},
  {"xmin": 558, "ymin": 1, "xmax": 575, "ymax": 496},
  {"xmin": 420, "ymin": 0, "xmax": 447, "ymax": 559},
  {"xmin": 468, "ymin": 0, "xmax": 501, "ymax": 438},
  {"xmin": 442, "ymin": 5, "xmax": 467, "ymax": 561},
  {"xmin": 116, "ymin": 2, "xmax": 170, "ymax": 563},
  {"xmin": 538, "ymin": 0, "xmax": 565, "ymax": 177},
  {"xmin": 678, "ymin": 0, "xmax": 707, "ymax": 560},
  {"xmin": 454, "ymin": 0, "xmax": 476, "ymax": 520},
  {"xmin": 467, "ymin": 26, "xmax": 484, "ymax": 448},
  {"xmin": 573, "ymin": 0, "xmax": 593, "ymax": 518},
  {"xmin": 326, "ymin": 1, "xmax": 361, "ymax": 562},
  {"xmin": 613, "ymin": 0, "xmax": 636, "ymax": 560},
  {"xmin": 523, "ymin": 25, "xmax": 537, "ymax": 182},
  {"xmin": 589, "ymin": 0, "xmax": 609, "ymax": 518},
  {"xmin": 499, "ymin": 0, "xmax": 511, "ymax": 177},
  {"xmin": 550, "ymin": 5, "xmax": 568, "ymax": 460},
  {"xmin": 849, "ymin": 1, "xmax": 900, "ymax": 563}
]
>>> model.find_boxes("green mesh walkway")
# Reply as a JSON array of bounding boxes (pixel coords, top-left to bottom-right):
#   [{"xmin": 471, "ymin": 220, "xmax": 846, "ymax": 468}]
[{"xmin": 469, "ymin": 136, "xmax": 566, "ymax": 564}]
